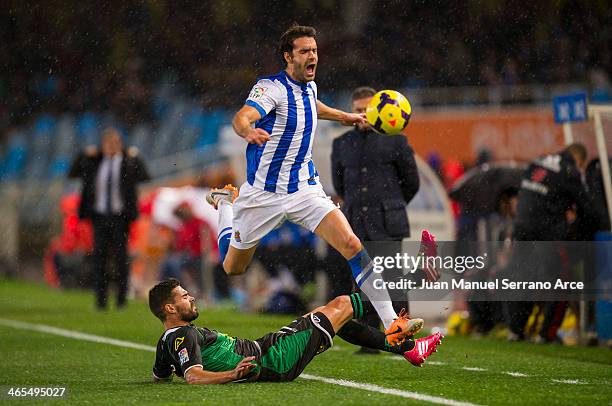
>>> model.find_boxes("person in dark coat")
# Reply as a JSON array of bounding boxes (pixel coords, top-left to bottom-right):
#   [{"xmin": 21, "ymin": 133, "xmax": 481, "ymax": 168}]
[
  {"xmin": 330, "ymin": 86, "xmax": 420, "ymax": 353},
  {"xmin": 68, "ymin": 127, "xmax": 150, "ymax": 309},
  {"xmin": 586, "ymin": 157, "xmax": 612, "ymax": 232},
  {"xmin": 507, "ymin": 143, "xmax": 597, "ymax": 341}
]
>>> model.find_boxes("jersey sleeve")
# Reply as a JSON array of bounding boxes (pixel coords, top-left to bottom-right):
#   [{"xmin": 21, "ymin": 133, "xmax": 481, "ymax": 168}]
[
  {"xmin": 173, "ymin": 328, "xmax": 203, "ymax": 376},
  {"xmin": 152, "ymin": 339, "xmax": 173, "ymax": 380},
  {"xmin": 245, "ymin": 79, "xmax": 283, "ymax": 118}
]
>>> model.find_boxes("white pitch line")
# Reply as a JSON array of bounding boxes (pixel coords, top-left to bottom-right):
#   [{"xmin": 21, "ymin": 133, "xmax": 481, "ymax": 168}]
[
  {"xmin": 462, "ymin": 367, "xmax": 487, "ymax": 372},
  {"xmin": 551, "ymin": 379, "xmax": 586, "ymax": 385},
  {"xmin": 0, "ymin": 318, "xmax": 480, "ymax": 406},
  {"xmin": 504, "ymin": 371, "xmax": 528, "ymax": 377},
  {"xmin": 299, "ymin": 374, "xmax": 480, "ymax": 406},
  {"xmin": 0, "ymin": 318, "xmax": 156, "ymax": 352}
]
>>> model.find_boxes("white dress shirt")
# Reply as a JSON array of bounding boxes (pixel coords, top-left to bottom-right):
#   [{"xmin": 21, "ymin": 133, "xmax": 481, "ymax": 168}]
[{"xmin": 95, "ymin": 154, "xmax": 124, "ymax": 215}]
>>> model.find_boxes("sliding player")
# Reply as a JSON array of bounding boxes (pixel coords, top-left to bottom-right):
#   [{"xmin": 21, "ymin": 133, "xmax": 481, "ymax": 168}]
[{"xmin": 150, "ymin": 279, "xmax": 443, "ymax": 384}]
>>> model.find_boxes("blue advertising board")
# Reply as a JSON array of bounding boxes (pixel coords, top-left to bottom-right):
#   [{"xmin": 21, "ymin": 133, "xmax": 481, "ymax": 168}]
[{"xmin": 553, "ymin": 92, "xmax": 588, "ymax": 124}]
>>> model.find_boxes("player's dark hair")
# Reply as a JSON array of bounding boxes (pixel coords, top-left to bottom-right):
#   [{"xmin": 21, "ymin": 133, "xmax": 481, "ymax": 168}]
[
  {"xmin": 149, "ymin": 278, "xmax": 180, "ymax": 321},
  {"xmin": 352, "ymin": 86, "xmax": 377, "ymax": 101},
  {"xmin": 564, "ymin": 143, "xmax": 587, "ymax": 163},
  {"xmin": 279, "ymin": 24, "xmax": 317, "ymax": 66}
]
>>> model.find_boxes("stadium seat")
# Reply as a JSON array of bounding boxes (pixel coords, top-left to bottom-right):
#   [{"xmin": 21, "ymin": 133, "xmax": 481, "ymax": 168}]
[
  {"xmin": 0, "ymin": 131, "xmax": 28, "ymax": 180},
  {"xmin": 76, "ymin": 112, "xmax": 101, "ymax": 147}
]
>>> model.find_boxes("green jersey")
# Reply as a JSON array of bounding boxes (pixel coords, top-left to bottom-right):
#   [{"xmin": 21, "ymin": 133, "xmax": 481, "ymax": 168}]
[{"xmin": 152, "ymin": 312, "xmax": 335, "ymax": 382}]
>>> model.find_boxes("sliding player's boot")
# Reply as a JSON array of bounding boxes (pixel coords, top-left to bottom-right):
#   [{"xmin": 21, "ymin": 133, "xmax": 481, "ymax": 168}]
[
  {"xmin": 384, "ymin": 309, "xmax": 424, "ymax": 345},
  {"xmin": 403, "ymin": 332, "xmax": 443, "ymax": 367}
]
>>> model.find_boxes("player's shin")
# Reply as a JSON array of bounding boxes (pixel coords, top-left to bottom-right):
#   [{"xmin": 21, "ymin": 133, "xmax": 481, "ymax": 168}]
[
  {"xmin": 338, "ymin": 319, "xmax": 415, "ymax": 354},
  {"xmin": 217, "ymin": 201, "xmax": 233, "ymax": 263},
  {"xmin": 348, "ymin": 249, "xmax": 397, "ymax": 329}
]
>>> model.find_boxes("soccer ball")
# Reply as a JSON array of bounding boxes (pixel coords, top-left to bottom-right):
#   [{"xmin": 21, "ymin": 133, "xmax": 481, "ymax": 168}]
[{"xmin": 365, "ymin": 90, "xmax": 412, "ymax": 135}]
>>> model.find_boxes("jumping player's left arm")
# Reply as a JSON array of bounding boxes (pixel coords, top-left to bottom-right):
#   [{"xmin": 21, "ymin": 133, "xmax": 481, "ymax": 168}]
[{"xmin": 316, "ymin": 100, "xmax": 367, "ymax": 126}]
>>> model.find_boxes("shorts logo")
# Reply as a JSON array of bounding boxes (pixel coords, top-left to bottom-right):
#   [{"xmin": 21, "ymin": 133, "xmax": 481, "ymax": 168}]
[
  {"xmin": 174, "ymin": 337, "xmax": 184, "ymax": 351},
  {"xmin": 312, "ymin": 315, "xmax": 320, "ymax": 323},
  {"xmin": 178, "ymin": 348, "xmax": 189, "ymax": 365},
  {"xmin": 249, "ymin": 86, "xmax": 266, "ymax": 100},
  {"xmin": 234, "ymin": 231, "xmax": 241, "ymax": 242}
]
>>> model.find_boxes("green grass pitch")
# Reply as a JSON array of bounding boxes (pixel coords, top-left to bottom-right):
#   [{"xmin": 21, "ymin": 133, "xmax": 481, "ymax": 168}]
[{"xmin": 0, "ymin": 279, "xmax": 611, "ymax": 405}]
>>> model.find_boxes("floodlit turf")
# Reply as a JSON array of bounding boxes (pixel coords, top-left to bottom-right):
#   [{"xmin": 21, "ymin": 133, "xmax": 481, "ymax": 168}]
[{"xmin": 1, "ymin": 280, "xmax": 611, "ymax": 405}]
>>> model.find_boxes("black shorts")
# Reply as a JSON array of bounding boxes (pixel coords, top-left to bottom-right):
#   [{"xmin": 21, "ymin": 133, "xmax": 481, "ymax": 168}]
[{"xmin": 254, "ymin": 312, "xmax": 335, "ymax": 382}]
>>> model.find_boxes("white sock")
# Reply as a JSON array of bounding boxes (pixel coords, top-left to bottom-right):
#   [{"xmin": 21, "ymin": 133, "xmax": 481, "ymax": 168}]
[
  {"xmin": 217, "ymin": 200, "xmax": 233, "ymax": 263},
  {"xmin": 348, "ymin": 249, "xmax": 397, "ymax": 329},
  {"xmin": 217, "ymin": 200, "xmax": 233, "ymax": 233}
]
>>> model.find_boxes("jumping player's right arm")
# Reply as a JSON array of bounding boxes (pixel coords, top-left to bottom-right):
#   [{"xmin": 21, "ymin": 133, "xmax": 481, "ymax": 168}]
[
  {"xmin": 232, "ymin": 106, "xmax": 270, "ymax": 146},
  {"xmin": 232, "ymin": 79, "xmax": 284, "ymax": 146}
]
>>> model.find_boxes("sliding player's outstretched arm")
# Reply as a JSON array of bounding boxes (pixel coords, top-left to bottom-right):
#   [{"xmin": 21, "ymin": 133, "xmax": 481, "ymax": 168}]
[
  {"xmin": 232, "ymin": 106, "xmax": 270, "ymax": 146},
  {"xmin": 316, "ymin": 100, "xmax": 367, "ymax": 126},
  {"xmin": 184, "ymin": 357, "xmax": 257, "ymax": 385}
]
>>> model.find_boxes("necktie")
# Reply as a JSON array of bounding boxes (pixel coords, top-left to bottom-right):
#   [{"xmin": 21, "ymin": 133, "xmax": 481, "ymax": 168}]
[{"xmin": 106, "ymin": 158, "xmax": 113, "ymax": 214}]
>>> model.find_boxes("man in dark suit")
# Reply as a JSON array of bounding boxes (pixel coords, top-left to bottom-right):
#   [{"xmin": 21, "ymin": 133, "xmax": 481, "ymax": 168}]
[
  {"xmin": 331, "ymin": 86, "xmax": 420, "ymax": 353},
  {"xmin": 69, "ymin": 127, "xmax": 150, "ymax": 309}
]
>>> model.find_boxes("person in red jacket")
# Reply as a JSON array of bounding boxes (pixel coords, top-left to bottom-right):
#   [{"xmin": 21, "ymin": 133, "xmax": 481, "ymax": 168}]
[{"xmin": 160, "ymin": 202, "xmax": 215, "ymax": 295}]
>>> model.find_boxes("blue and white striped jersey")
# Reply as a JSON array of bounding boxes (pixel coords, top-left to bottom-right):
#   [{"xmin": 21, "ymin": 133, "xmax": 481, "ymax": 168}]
[{"xmin": 244, "ymin": 71, "xmax": 319, "ymax": 194}]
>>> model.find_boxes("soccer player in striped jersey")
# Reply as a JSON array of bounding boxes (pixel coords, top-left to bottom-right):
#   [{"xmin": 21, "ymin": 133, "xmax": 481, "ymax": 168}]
[{"xmin": 207, "ymin": 25, "xmax": 426, "ymax": 345}]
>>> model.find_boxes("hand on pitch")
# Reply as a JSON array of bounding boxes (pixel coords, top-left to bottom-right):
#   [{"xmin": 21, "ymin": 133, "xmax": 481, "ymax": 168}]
[
  {"xmin": 232, "ymin": 356, "xmax": 257, "ymax": 379},
  {"xmin": 244, "ymin": 128, "xmax": 270, "ymax": 146},
  {"xmin": 341, "ymin": 112, "xmax": 368, "ymax": 127}
]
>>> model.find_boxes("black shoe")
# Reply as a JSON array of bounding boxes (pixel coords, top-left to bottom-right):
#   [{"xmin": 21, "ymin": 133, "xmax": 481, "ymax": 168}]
[{"xmin": 355, "ymin": 347, "xmax": 380, "ymax": 355}]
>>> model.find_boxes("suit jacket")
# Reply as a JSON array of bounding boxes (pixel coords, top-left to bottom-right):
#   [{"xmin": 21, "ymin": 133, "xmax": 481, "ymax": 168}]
[
  {"xmin": 68, "ymin": 148, "xmax": 150, "ymax": 222},
  {"xmin": 331, "ymin": 129, "xmax": 419, "ymax": 240}
]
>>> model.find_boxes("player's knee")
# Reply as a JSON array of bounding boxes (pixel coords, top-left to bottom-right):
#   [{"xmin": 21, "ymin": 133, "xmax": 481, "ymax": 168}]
[
  {"xmin": 331, "ymin": 295, "xmax": 351, "ymax": 311},
  {"xmin": 344, "ymin": 233, "xmax": 362, "ymax": 258},
  {"xmin": 223, "ymin": 260, "xmax": 246, "ymax": 276}
]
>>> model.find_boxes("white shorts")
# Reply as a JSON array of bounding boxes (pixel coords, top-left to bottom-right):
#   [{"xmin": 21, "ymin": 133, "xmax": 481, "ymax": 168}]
[{"xmin": 230, "ymin": 182, "xmax": 337, "ymax": 250}]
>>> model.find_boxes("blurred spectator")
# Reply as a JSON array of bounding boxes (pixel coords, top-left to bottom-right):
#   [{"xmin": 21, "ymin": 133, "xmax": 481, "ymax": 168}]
[
  {"xmin": 160, "ymin": 202, "xmax": 213, "ymax": 297},
  {"xmin": 68, "ymin": 127, "xmax": 150, "ymax": 310},
  {"xmin": 44, "ymin": 194, "xmax": 93, "ymax": 288},
  {"xmin": 468, "ymin": 187, "xmax": 519, "ymax": 335},
  {"xmin": 586, "ymin": 157, "xmax": 612, "ymax": 232},
  {"xmin": 442, "ymin": 159, "xmax": 465, "ymax": 220},
  {"xmin": 507, "ymin": 143, "xmax": 597, "ymax": 342},
  {"xmin": 1, "ymin": 1, "xmax": 610, "ymax": 131}
]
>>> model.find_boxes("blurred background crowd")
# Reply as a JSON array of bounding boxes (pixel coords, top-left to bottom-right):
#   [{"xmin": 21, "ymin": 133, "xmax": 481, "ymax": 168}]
[
  {"xmin": 1, "ymin": 0, "xmax": 611, "ymax": 132},
  {"xmin": 1, "ymin": 0, "xmax": 611, "ymax": 347}
]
